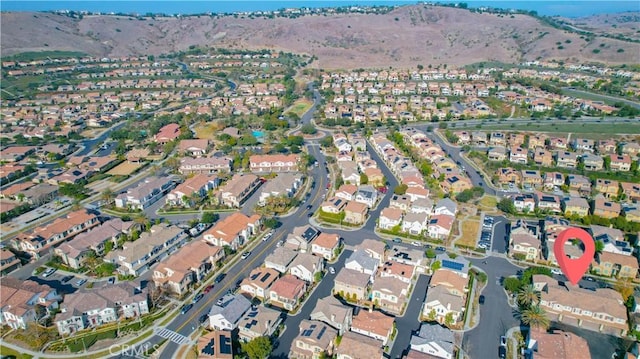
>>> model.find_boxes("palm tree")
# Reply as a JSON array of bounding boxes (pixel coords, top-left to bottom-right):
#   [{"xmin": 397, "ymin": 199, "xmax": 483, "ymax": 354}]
[
  {"xmin": 133, "ymin": 212, "xmax": 149, "ymax": 231},
  {"xmin": 521, "ymin": 305, "xmax": 550, "ymax": 332},
  {"xmin": 517, "ymin": 284, "xmax": 541, "ymax": 309}
]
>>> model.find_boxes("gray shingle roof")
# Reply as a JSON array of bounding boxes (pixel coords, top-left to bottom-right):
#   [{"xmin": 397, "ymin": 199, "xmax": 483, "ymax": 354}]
[
  {"xmin": 209, "ymin": 294, "xmax": 251, "ymax": 325},
  {"xmin": 410, "ymin": 323, "xmax": 455, "ymax": 354},
  {"xmin": 346, "ymin": 250, "xmax": 379, "ymax": 273}
]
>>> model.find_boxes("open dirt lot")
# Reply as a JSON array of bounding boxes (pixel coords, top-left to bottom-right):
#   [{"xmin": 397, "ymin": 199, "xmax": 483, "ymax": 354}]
[{"xmin": 107, "ymin": 162, "xmax": 142, "ymax": 176}]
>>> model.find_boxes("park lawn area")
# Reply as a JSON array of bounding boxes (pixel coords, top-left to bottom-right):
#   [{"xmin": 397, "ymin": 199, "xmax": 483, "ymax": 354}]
[
  {"xmin": 477, "ymin": 195, "xmax": 500, "ymax": 214},
  {"xmin": 193, "ymin": 122, "xmax": 223, "ymax": 140},
  {"xmin": 0, "ymin": 345, "xmax": 33, "ymax": 359},
  {"xmin": 484, "ymin": 97, "xmax": 512, "ymax": 118},
  {"xmin": 477, "ymin": 122, "xmax": 640, "ymax": 137},
  {"xmin": 285, "ymin": 99, "xmax": 313, "ymax": 117},
  {"xmin": 456, "ymin": 216, "xmax": 481, "ymax": 248},
  {"xmin": 107, "ymin": 162, "xmax": 143, "ymax": 176}
]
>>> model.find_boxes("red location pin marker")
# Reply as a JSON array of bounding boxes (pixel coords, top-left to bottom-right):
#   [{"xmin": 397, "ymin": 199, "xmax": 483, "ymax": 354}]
[{"xmin": 554, "ymin": 227, "xmax": 595, "ymax": 285}]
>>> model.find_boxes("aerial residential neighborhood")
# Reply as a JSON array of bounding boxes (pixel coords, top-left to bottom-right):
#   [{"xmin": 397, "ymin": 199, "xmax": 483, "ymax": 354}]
[{"xmin": 0, "ymin": 2, "xmax": 640, "ymax": 359}]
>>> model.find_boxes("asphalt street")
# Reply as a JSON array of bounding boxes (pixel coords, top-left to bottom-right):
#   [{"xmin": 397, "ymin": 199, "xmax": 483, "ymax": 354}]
[
  {"xmin": 463, "ymin": 256, "xmax": 521, "ymax": 359},
  {"xmin": 388, "ymin": 274, "xmax": 431, "ymax": 359}
]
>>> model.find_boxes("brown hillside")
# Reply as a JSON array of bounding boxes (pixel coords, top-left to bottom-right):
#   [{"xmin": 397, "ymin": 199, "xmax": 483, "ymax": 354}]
[{"xmin": 1, "ymin": 6, "xmax": 639, "ymax": 69}]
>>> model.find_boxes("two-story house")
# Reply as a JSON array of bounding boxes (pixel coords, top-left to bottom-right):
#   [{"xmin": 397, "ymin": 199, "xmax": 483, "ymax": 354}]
[
  {"xmin": 1, "ymin": 278, "xmax": 61, "ymax": 330},
  {"xmin": 165, "ymin": 174, "xmax": 218, "ymax": 207},
  {"xmin": 239, "ymin": 267, "xmax": 280, "ymax": 300},
  {"xmin": 378, "ymin": 207, "xmax": 403, "ymax": 230},
  {"xmin": 289, "ymin": 252, "xmax": 324, "ymax": 283},
  {"xmin": 54, "ymin": 218, "xmax": 134, "ymax": 270},
  {"xmin": 218, "ymin": 173, "xmax": 261, "ymax": 207},
  {"xmin": 115, "ymin": 176, "xmax": 175, "ymax": 210},
  {"xmin": 310, "ymin": 296, "xmax": 353, "ymax": 335},
  {"xmin": 510, "ymin": 220, "xmax": 541, "ymax": 261},
  {"xmin": 310, "ymin": 233, "xmax": 341, "ymax": 261},
  {"xmin": 153, "ymin": 240, "xmax": 224, "ymax": 296},
  {"xmin": 15, "ymin": 210, "xmax": 100, "ymax": 258},
  {"xmin": 104, "ymin": 223, "xmax": 189, "ymax": 276},
  {"xmin": 268, "ymin": 274, "xmax": 307, "ymax": 311},
  {"xmin": 290, "ymin": 319, "xmax": 338, "ymax": 359},
  {"xmin": 203, "ymin": 212, "xmax": 261, "ymax": 251},
  {"xmin": 249, "ymin": 154, "xmax": 300, "ymax": 173},
  {"xmin": 55, "ymin": 283, "xmax": 148, "ymax": 335},
  {"xmin": 208, "ymin": 294, "xmax": 252, "ymax": 331}
]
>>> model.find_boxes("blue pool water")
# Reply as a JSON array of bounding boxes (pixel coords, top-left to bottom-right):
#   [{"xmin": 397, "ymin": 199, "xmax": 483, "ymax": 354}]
[{"xmin": 252, "ymin": 130, "xmax": 264, "ymax": 138}]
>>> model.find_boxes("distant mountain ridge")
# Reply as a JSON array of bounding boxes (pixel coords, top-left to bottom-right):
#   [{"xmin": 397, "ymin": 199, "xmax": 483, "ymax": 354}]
[{"xmin": 1, "ymin": 5, "xmax": 639, "ymax": 68}]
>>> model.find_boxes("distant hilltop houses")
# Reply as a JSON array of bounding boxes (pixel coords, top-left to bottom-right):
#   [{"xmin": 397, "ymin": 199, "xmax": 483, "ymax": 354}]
[{"xmin": 51, "ymin": 4, "xmax": 397, "ymax": 19}]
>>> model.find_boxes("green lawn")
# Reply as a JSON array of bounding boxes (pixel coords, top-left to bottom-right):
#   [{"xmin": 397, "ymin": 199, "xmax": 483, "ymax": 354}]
[
  {"xmin": 285, "ymin": 99, "xmax": 313, "ymax": 117},
  {"xmin": 476, "ymin": 121, "xmax": 640, "ymax": 137},
  {"xmin": 0, "ymin": 345, "xmax": 34, "ymax": 359}
]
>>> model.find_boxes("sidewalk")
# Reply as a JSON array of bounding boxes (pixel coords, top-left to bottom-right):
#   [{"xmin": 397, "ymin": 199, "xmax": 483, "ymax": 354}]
[{"xmin": 505, "ymin": 326, "xmax": 522, "ymax": 359}]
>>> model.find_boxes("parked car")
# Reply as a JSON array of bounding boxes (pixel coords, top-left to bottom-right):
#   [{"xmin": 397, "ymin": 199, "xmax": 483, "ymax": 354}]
[
  {"xmin": 215, "ymin": 273, "xmax": 226, "ymax": 283},
  {"xmin": 216, "ymin": 298, "xmax": 225, "ymax": 306},
  {"xmin": 328, "ymin": 267, "xmax": 335, "ymax": 274},
  {"xmin": 107, "ymin": 277, "xmax": 116, "ymax": 284},
  {"xmin": 306, "ymin": 204, "xmax": 313, "ymax": 210},
  {"xmin": 42, "ymin": 268, "xmax": 57, "ymax": 278},
  {"xmin": 193, "ymin": 293, "xmax": 204, "ymax": 303},
  {"xmin": 76, "ymin": 278, "xmax": 87, "ymax": 286},
  {"xmin": 411, "ymin": 241, "xmax": 422, "ymax": 247},
  {"xmin": 181, "ymin": 304, "xmax": 193, "ymax": 314},
  {"xmin": 204, "ymin": 285, "xmax": 214, "ymax": 293},
  {"xmin": 307, "ymin": 212, "xmax": 313, "ymax": 217},
  {"xmin": 199, "ymin": 314, "xmax": 209, "ymax": 324},
  {"xmin": 61, "ymin": 275, "xmax": 74, "ymax": 283},
  {"xmin": 551, "ymin": 269, "xmax": 562, "ymax": 275},
  {"xmin": 393, "ymin": 237, "xmax": 402, "ymax": 243},
  {"xmin": 241, "ymin": 251, "xmax": 251, "ymax": 260},
  {"xmin": 498, "ymin": 346, "xmax": 506, "ymax": 359},
  {"xmin": 436, "ymin": 246, "xmax": 447, "ymax": 251},
  {"xmin": 479, "ymin": 295, "xmax": 485, "ymax": 304},
  {"xmin": 500, "ymin": 336, "xmax": 507, "ymax": 346}
]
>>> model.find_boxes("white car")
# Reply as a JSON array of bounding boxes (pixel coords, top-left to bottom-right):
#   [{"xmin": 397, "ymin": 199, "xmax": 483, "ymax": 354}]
[
  {"xmin": 328, "ymin": 267, "xmax": 335, "ymax": 274},
  {"xmin": 551, "ymin": 269, "xmax": 562, "ymax": 275}
]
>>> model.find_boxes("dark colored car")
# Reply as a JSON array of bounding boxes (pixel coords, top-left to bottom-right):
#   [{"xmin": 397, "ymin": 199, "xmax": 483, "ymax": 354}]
[
  {"xmin": 181, "ymin": 303, "xmax": 193, "ymax": 314},
  {"xmin": 61, "ymin": 275, "xmax": 74, "ymax": 283},
  {"xmin": 306, "ymin": 204, "xmax": 313, "ymax": 210},
  {"xmin": 307, "ymin": 212, "xmax": 313, "ymax": 217},
  {"xmin": 199, "ymin": 314, "xmax": 209, "ymax": 324},
  {"xmin": 193, "ymin": 293, "xmax": 204, "ymax": 303},
  {"xmin": 498, "ymin": 346, "xmax": 506, "ymax": 359},
  {"xmin": 392, "ymin": 237, "xmax": 402, "ymax": 243},
  {"xmin": 479, "ymin": 295, "xmax": 485, "ymax": 305},
  {"xmin": 215, "ymin": 273, "xmax": 226, "ymax": 283}
]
